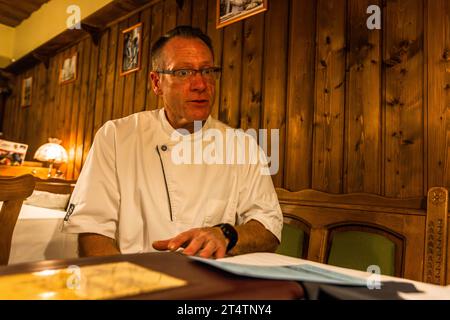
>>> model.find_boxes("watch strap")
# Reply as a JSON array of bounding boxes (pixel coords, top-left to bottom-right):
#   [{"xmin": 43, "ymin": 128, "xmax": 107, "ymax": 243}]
[{"xmin": 214, "ymin": 223, "xmax": 238, "ymax": 252}]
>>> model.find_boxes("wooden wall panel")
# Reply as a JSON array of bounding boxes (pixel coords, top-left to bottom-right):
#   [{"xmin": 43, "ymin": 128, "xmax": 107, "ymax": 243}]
[
  {"xmin": 66, "ymin": 41, "xmax": 84, "ymax": 179},
  {"xmin": 240, "ymin": 14, "xmax": 264, "ymax": 131},
  {"xmin": 427, "ymin": 0, "xmax": 450, "ymax": 188},
  {"xmin": 81, "ymin": 35, "xmax": 100, "ymax": 167},
  {"xmin": 384, "ymin": 0, "xmax": 424, "ymax": 197},
  {"xmin": 284, "ymin": 0, "xmax": 317, "ymax": 191},
  {"xmin": 206, "ymin": 0, "xmax": 223, "ymax": 119},
  {"xmin": 261, "ymin": 0, "xmax": 289, "ymax": 187},
  {"xmin": 191, "ymin": 0, "xmax": 208, "ymax": 32},
  {"xmin": 1, "ymin": 0, "xmax": 448, "ymax": 196},
  {"xmin": 103, "ymin": 24, "xmax": 118, "ymax": 123},
  {"xmin": 312, "ymin": 0, "xmax": 347, "ymax": 193},
  {"xmin": 219, "ymin": 21, "xmax": 243, "ymax": 128},
  {"xmin": 344, "ymin": 0, "xmax": 382, "ymax": 194},
  {"xmin": 134, "ymin": 8, "xmax": 152, "ymax": 114},
  {"xmin": 112, "ymin": 20, "xmax": 129, "ymax": 121},
  {"xmin": 74, "ymin": 38, "xmax": 92, "ymax": 179},
  {"xmin": 163, "ymin": 0, "xmax": 177, "ymax": 34},
  {"xmin": 122, "ymin": 14, "xmax": 140, "ymax": 118},
  {"xmin": 176, "ymin": 0, "xmax": 192, "ymax": 25},
  {"xmin": 147, "ymin": 1, "xmax": 163, "ymax": 111}
]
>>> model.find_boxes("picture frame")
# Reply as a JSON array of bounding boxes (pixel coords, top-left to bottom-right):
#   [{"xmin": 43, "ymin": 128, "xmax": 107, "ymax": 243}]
[
  {"xmin": 59, "ymin": 52, "xmax": 77, "ymax": 84},
  {"xmin": 21, "ymin": 77, "xmax": 32, "ymax": 107},
  {"xmin": 217, "ymin": 0, "xmax": 267, "ymax": 29},
  {"xmin": 120, "ymin": 22, "xmax": 143, "ymax": 76}
]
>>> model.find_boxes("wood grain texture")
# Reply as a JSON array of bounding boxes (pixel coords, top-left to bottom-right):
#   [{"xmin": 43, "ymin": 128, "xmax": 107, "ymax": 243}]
[
  {"xmin": 384, "ymin": 0, "xmax": 424, "ymax": 197},
  {"xmin": 219, "ymin": 21, "xmax": 243, "ymax": 128},
  {"xmin": 240, "ymin": 14, "xmax": 264, "ymax": 131},
  {"xmin": 206, "ymin": 0, "xmax": 223, "ymax": 119},
  {"xmin": 1, "ymin": 0, "xmax": 448, "ymax": 198},
  {"xmin": 284, "ymin": 0, "xmax": 317, "ymax": 191},
  {"xmin": 344, "ymin": 0, "xmax": 382, "ymax": 194},
  {"xmin": 312, "ymin": 0, "xmax": 347, "ymax": 193},
  {"xmin": 261, "ymin": 0, "xmax": 289, "ymax": 187},
  {"xmin": 427, "ymin": 0, "xmax": 450, "ymax": 189}
]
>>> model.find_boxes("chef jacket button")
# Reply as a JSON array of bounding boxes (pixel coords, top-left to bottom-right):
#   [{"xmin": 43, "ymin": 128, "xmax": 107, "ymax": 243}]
[{"xmin": 161, "ymin": 145, "xmax": 168, "ymax": 151}]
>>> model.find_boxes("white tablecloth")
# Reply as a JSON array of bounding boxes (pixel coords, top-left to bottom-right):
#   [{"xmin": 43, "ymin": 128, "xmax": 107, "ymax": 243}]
[{"xmin": 8, "ymin": 204, "xmax": 78, "ymax": 264}]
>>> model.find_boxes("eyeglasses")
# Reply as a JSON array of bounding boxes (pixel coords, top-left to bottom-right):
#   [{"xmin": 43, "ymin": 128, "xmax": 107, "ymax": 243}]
[{"xmin": 156, "ymin": 67, "xmax": 222, "ymax": 81}]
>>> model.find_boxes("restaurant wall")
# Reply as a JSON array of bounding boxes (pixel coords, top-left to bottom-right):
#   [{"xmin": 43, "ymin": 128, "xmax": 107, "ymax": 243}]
[{"xmin": 2, "ymin": 0, "xmax": 449, "ymax": 197}]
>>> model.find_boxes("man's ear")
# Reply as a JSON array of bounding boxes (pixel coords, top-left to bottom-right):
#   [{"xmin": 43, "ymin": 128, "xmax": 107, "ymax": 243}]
[{"xmin": 149, "ymin": 71, "xmax": 162, "ymax": 95}]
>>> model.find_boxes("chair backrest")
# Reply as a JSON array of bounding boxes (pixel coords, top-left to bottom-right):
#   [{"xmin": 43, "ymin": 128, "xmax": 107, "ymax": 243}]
[
  {"xmin": 0, "ymin": 174, "xmax": 35, "ymax": 265},
  {"xmin": 34, "ymin": 178, "xmax": 76, "ymax": 195},
  {"xmin": 276, "ymin": 187, "xmax": 449, "ymax": 285}
]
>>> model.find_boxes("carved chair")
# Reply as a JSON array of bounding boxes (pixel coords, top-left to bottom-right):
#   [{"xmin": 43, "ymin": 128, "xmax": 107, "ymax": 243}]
[{"xmin": 276, "ymin": 187, "xmax": 449, "ymax": 285}]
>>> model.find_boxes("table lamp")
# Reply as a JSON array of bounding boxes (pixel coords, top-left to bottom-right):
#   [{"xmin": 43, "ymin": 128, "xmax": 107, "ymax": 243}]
[{"xmin": 34, "ymin": 138, "xmax": 68, "ymax": 178}]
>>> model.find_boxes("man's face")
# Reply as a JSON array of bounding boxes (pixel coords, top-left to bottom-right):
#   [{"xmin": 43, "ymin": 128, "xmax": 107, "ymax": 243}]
[{"xmin": 150, "ymin": 37, "xmax": 215, "ymax": 130}]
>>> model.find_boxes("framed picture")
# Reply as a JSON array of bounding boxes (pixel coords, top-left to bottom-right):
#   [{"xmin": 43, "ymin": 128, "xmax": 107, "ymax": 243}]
[
  {"xmin": 217, "ymin": 0, "xmax": 267, "ymax": 29},
  {"xmin": 21, "ymin": 77, "xmax": 32, "ymax": 107},
  {"xmin": 60, "ymin": 52, "xmax": 77, "ymax": 84},
  {"xmin": 120, "ymin": 23, "xmax": 142, "ymax": 76},
  {"xmin": 0, "ymin": 139, "xmax": 28, "ymax": 166}
]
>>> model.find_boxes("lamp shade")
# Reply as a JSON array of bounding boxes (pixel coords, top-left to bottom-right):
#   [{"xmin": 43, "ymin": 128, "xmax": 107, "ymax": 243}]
[{"xmin": 34, "ymin": 138, "xmax": 68, "ymax": 163}]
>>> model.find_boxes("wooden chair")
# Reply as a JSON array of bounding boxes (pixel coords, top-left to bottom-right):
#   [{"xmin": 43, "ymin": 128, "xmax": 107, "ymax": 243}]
[
  {"xmin": 34, "ymin": 177, "xmax": 76, "ymax": 195},
  {"xmin": 0, "ymin": 174, "xmax": 35, "ymax": 265},
  {"xmin": 276, "ymin": 187, "xmax": 449, "ymax": 285}
]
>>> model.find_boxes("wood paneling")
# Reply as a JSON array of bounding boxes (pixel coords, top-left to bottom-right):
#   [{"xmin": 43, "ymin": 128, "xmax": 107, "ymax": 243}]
[
  {"xmin": 284, "ymin": 0, "xmax": 316, "ymax": 191},
  {"xmin": 0, "ymin": 0, "xmax": 49, "ymax": 27},
  {"xmin": 261, "ymin": 0, "xmax": 289, "ymax": 187},
  {"xmin": 312, "ymin": 0, "xmax": 347, "ymax": 193},
  {"xmin": 384, "ymin": 0, "xmax": 424, "ymax": 197},
  {"xmin": 427, "ymin": 0, "xmax": 450, "ymax": 189},
  {"xmin": 344, "ymin": 0, "xmax": 382, "ymax": 194},
  {"xmin": 2, "ymin": 0, "xmax": 449, "ymax": 197}
]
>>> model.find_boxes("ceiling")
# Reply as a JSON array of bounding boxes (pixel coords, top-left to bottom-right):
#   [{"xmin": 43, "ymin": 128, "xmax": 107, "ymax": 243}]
[{"xmin": 0, "ymin": 0, "xmax": 50, "ymax": 27}]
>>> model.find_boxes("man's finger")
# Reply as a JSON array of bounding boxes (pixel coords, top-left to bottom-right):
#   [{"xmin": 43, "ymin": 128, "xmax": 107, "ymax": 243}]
[
  {"xmin": 167, "ymin": 231, "xmax": 195, "ymax": 250},
  {"xmin": 152, "ymin": 239, "xmax": 172, "ymax": 251},
  {"xmin": 198, "ymin": 240, "xmax": 217, "ymax": 258},
  {"xmin": 182, "ymin": 235, "xmax": 206, "ymax": 256}
]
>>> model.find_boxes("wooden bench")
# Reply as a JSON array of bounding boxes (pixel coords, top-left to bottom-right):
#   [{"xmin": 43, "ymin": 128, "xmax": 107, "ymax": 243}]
[{"xmin": 276, "ymin": 187, "xmax": 449, "ymax": 285}]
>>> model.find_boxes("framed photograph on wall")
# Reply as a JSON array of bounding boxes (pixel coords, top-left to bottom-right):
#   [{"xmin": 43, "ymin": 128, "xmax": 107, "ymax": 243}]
[
  {"xmin": 60, "ymin": 52, "xmax": 77, "ymax": 84},
  {"xmin": 120, "ymin": 23, "xmax": 142, "ymax": 76},
  {"xmin": 21, "ymin": 77, "xmax": 32, "ymax": 107},
  {"xmin": 217, "ymin": 0, "xmax": 267, "ymax": 29}
]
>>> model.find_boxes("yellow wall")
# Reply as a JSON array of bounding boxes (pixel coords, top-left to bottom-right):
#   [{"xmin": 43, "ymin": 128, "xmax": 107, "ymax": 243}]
[
  {"xmin": 1, "ymin": 0, "xmax": 113, "ymax": 68},
  {"xmin": 0, "ymin": 24, "xmax": 14, "ymax": 68}
]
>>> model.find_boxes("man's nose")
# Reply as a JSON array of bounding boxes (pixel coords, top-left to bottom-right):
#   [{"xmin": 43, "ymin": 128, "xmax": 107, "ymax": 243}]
[{"xmin": 189, "ymin": 72, "xmax": 207, "ymax": 91}]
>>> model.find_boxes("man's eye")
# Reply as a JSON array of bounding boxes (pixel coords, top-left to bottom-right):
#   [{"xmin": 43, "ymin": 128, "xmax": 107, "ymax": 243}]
[
  {"xmin": 175, "ymin": 70, "xmax": 190, "ymax": 77},
  {"xmin": 201, "ymin": 69, "xmax": 213, "ymax": 75}
]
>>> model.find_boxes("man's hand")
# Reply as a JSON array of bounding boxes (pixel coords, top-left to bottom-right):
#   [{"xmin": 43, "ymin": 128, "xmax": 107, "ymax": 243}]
[{"xmin": 152, "ymin": 227, "xmax": 228, "ymax": 259}]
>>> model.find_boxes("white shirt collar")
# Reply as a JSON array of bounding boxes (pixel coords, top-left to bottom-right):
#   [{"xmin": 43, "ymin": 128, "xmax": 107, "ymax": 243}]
[{"xmin": 158, "ymin": 108, "xmax": 212, "ymax": 141}]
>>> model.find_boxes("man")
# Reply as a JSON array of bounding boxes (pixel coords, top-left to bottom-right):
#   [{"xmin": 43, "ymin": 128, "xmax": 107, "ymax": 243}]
[{"xmin": 63, "ymin": 26, "xmax": 282, "ymax": 259}]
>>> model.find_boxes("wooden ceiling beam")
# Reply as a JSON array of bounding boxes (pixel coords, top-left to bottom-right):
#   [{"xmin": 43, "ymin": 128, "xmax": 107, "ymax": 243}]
[
  {"xmin": 81, "ymin": 23, "xmax": 103, "ymax": 46},
  {"xmin": 0, "ymin": 15, "xmax": 21, "ymax": 27}
]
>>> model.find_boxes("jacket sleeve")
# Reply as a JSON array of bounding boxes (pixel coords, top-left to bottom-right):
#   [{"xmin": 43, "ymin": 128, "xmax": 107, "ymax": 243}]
[{"xmin": 62, "ymin": 121, "xmax": 120, "ymax": 240}]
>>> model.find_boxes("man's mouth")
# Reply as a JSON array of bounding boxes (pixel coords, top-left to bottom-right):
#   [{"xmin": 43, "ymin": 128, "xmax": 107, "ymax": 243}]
[{"xmin": 188, "ymin": 99, "xmax": 209, "ymax": 104}]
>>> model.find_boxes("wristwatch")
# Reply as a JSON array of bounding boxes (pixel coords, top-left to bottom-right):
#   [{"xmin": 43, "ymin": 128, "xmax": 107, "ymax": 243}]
[{"xmin": 214, "ymin": 223, "xmax": 238, "ymax": 252}]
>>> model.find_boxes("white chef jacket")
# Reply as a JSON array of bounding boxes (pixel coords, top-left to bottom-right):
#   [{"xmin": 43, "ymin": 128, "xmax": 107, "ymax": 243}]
[{"xmin": 62, "ymin": 108, "xmax": 282, "ymax": 254}]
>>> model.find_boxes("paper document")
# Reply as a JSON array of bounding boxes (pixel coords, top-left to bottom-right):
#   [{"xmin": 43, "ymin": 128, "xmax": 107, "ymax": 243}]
[{"xmin": 191, "ymin": 253, "xmax": 368, "ymax": 286}]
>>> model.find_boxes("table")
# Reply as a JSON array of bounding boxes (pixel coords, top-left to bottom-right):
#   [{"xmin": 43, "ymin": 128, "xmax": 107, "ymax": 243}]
[
  {"xmin": 0, "ymin": 252, "xmax": 305, "ymax": 300},
  {"xmin": 9, "ymin": 204, "xmax": 78, "ymax": 264}
]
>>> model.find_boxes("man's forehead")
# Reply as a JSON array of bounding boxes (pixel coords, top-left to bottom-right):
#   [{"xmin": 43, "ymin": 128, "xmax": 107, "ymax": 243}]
[{"xmin": 161, "ymin": 37, "xmax": 213, "ymax": 62}]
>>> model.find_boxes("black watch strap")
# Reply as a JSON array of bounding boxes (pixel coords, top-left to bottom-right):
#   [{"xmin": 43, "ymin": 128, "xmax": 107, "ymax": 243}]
[{"xmin": 214, "ymin": 223, "xmax": 238, "ymax": 252}]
